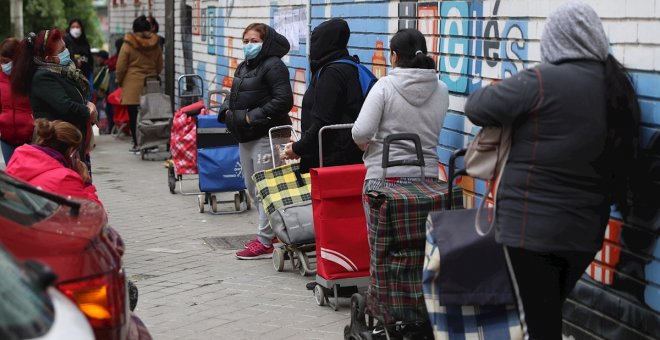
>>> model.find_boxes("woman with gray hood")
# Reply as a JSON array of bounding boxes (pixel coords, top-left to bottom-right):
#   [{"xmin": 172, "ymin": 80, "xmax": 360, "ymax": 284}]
[
  {"xmin": 352, "ymin": 29, "xmax": 449, "ymax": 200},
  {"xmin": 464, "ymin": 2, "xmax": 640, "ymax": 338}
]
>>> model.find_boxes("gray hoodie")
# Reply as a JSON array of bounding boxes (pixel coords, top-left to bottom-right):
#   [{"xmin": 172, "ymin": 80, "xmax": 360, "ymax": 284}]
[{"xmin": 352, "ymin": 68, "xmax": 449, "ymax": 180}]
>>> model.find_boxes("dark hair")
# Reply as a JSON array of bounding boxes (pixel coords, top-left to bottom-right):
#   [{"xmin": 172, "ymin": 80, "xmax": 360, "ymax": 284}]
[
  {"xmin": 11, "ymin": 29, "xmax": 64, "ymax": 96},
  {"xmin": 243, "ymin": 23, "xmax": 268, "ymax": 41},
  {"xmin": 33, "ymin": 119, "xmax": 82, "ymax": 156},
  {"xmin": 67, "ymin": 18, "xmax": 87, "ymax": 41},
  {"xmin": 603, "ymin": 54, "xmax": 641, "ymax": 218},
  {"xmin": 0, "ymin": 38, "xmax": 20, "ymax": 60},
  {"xmin": 133, "ymin": 15, "xmax": 151, "ymax": 33},
  {"xmin": 390, "ymin": 29, "xmax": 435, "ymax": 70},
  {"xmin": 95, "ymin": 50, "xmax": 109, "ymax": 59},
  {"xmin": 147, "ymin": 15, "xmax": 159, "ymax": 33},
  {"xmin": 114, "ymin": 37, "xmax": 124, "ymax": 54}
]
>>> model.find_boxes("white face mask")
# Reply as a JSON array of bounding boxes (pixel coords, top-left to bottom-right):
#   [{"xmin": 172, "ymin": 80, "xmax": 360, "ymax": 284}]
[{"xmin": 70, "ymin": 28, "xmax": 82, "ymax": 39}]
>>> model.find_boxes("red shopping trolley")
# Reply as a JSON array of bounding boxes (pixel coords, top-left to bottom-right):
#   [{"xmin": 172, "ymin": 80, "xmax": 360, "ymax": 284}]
[{"xmin": 309, "ymin": 124, "xmax": 370, "ymax": 310}]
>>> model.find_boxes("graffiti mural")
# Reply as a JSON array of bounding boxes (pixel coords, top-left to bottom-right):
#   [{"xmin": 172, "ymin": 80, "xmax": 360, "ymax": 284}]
[
  {"xmin": 439, "ymin": 0, "xmax": 528, "ymax": 94},
  {"xmin": 110, "ymin": 2, "xmax": 660, "ymax": 338}
]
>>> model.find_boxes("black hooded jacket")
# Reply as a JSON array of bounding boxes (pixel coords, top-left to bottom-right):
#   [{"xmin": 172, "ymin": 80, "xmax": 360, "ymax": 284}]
[
  {"xmin": 219, "ymin": 25, "xmax": 293, "ymax": 143},
  {"xmin": 292, "ymin": 19, "xmax": 364, "ymax": 173},
  {"xmin": 64, "ymin": 33, "xmax": 93, "ymax": 77}
]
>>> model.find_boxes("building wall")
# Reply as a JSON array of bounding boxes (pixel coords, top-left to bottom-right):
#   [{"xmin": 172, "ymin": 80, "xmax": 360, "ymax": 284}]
[{"xmin": 108, "ymin": 1, "xmax": 660, "ymax": 338}]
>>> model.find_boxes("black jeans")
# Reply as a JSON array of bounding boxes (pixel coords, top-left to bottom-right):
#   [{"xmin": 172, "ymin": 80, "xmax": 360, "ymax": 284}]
[
  {"xmin": 127, "ymin": 104, "xmax": 139, "ymax": 147},
  {"xmin": 505, "ymin": 246, "xmax": 596, "ymax": 340}
]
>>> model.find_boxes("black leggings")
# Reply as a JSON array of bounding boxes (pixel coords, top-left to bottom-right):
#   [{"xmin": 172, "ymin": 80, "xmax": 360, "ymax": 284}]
[
  {"xmin": 127, "ymin": 104, "xmax": 139, "ymax": 146},
  {"xmin": 505, "ymin": 246, "xmax": 596, "ymax": 340}
]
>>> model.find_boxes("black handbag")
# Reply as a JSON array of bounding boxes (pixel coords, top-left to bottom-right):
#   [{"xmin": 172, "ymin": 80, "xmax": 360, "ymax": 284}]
[{"xmin": 426, "ymin": 149, "xmax": 515, "ymax": 305}]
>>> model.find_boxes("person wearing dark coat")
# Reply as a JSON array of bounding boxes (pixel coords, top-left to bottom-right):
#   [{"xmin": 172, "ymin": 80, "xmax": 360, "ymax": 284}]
[
  {"xmin": 64, "ymin": 19, "xmax": 94, "ymax": 98},
  {"xmin": 282, "ymin": 18, "xmax": 364, "ymax": 173},
  {"xmin": 464, "ymin": 2, "xmax": 640, "ymax": 338},
  {"xmin": 218, "ymin": 23, "xmax": 293, "ymax": 260},
  {"xmin": 11, "ymin": 29, "xmax": 98, "ymax": 169}
]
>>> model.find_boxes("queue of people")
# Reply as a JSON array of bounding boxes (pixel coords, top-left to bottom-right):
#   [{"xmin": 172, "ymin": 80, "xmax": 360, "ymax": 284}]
[{"xmin": 0, "ymin": 2, "xmax": 643, "ymax": 338}]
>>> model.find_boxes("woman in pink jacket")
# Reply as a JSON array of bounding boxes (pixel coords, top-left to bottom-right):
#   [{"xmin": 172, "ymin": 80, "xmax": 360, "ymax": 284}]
[
  {"xmin": 0, "ymin": 37, "xmax": 34, "ymax": 163},
  {"xmin": 5, "ymin": 119, "xmax": 102, "ymax": 207}
]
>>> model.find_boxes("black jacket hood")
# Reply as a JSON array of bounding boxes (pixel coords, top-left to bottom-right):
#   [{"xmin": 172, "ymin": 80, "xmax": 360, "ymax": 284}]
[
  {"xmin": 310, "ymin": 19, "xmax": 350, "ymax": 74},
  {"xmin": 249, "ymin": 25, "xmax": 290, "ymax": 65}
]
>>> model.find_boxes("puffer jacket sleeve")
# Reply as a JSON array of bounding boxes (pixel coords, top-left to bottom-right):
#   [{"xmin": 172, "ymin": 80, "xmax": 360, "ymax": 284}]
[
  {"xmin": 246, "ymin": 58, "xmax": 293, "ymax": 124},
  {"xmin": 32, "ymin": 72, "xmax": 89, "ymax": 120},
  {"xmin": 464, "ymin": 68, "xmax": 541, "ymax": 127}
]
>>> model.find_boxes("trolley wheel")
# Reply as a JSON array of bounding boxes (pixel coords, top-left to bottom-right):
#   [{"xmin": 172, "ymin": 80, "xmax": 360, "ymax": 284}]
[
  {"xmin": 314, "ymin": 285, "xmax": 326, "ymax": 306},
  {"xmin": 234, "ymin": 193, "xmax": 241, "ymax": 211},
  {"xmin": 167, "ymin": 164, "xmax": 176, "ymax": 194},
  {"xmin": 210, "ymin": 195, "xmax": 218, "ymax": 212},
  {"xmin": 240, "ymin": 190, "xmax": 251, "ymax": 210},
  {"xmin": 289, "ymin": 250, "xmax": 297, "ymax": 270},
  {"xmin": 272, "ymin": 247, "xmax": 285, "ymax": 272},
  {"xmin": 197, "ymin": 195, "xmax": 205, "ymax": 213}
]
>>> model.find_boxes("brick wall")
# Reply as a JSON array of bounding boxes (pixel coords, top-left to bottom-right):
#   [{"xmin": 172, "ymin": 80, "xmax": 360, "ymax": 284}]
[{"xmin": 108, "ymin": 1, "xmax": 660, "ymax": 338}]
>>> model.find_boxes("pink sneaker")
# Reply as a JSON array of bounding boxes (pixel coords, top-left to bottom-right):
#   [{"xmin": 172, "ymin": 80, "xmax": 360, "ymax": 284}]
[
  {"xmin": 243, "ymin": 237, "xmax": 279, "ymax": 248},
  {"xmin": 235, "ymin": 241, "xmax": 274, "ymax": 260}
]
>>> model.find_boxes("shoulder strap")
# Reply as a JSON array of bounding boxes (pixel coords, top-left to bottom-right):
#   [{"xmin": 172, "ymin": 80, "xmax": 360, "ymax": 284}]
[{"xmin": 316, "ymin": 59, "xmax": 356, "ymax": 81}]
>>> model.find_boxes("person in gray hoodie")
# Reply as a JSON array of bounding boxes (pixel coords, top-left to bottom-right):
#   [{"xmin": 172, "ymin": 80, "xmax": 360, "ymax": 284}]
[
  {"xmin": 352, "ymin": 28, "xmax": 448, "ymax": 192},
  {"xmin": 464, "ymin": 2, "xmax": 640, "ymax": 338}
]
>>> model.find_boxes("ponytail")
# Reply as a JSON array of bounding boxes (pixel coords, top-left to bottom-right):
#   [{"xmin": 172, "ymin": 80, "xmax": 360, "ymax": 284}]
[
  {"xmin": 390, "ymin": 29, "xmax": 436, "ymax": 70},
  {"xmin": 11, "ymin": 29, "xmax": 64, "ymax": 96},
  {"xmin": 603, "ymin": 54, "xmax": 641, "ymax": 218},
  {"xmin": 11, "ymin": 33, "xmax": 37, "ymax": 96}
]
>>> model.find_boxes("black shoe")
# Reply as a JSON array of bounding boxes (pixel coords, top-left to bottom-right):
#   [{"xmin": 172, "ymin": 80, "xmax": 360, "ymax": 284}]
[{"xmin": 129, "ymin": 145, "xmax": 139, "ymax": 153}]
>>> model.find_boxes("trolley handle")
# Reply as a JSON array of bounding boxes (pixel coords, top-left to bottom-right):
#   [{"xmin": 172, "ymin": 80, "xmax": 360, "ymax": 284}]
[
  {"xmin": 447, "ymin": 148, "xmax": 467, "ymax": 210},
  {"xmin": 177, "ymin": 74, "xmax": 204, "ymax": 99},
  {"xmin": 207, "ymin": 89, "xmax": 230, "ymax": 114},
  {"xmin": 268, "ymin": 125, "xmax": 300, "ymax": 168},
  {"xmin": 381, "ymin": 133, "xmax": 425, "ymax": 179},
  {"xmin": 317, "ymin": 123, "xmax": 354, "ymax": 168}
]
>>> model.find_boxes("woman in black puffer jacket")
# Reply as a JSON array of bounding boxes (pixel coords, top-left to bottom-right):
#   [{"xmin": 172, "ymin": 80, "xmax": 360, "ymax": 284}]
[{"xmin": 218, "ymin": 23, "xmax": 293, "ymax": 260}]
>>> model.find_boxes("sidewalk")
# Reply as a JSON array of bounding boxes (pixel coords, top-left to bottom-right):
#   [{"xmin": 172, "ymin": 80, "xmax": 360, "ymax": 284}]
[{"xmin": 90, "ymin": 135, "xmax": 349, "ymax": 339}]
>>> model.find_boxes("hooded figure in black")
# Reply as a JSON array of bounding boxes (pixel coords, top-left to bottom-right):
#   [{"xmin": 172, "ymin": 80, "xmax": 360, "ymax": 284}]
[
  {"xmin": 283, "ymin": 18, "xmax": 365, "ymax": 173},
  {"xmin": 220, "ymin": 23, "xmax": 294, "ymax": 260},
  {"xmin": 64, "ymin": 19, "xmax": 94, "ymax": 80},
  {"xmin": 219, "ymin": 24, "xmax": 293, "ymax": 142}
]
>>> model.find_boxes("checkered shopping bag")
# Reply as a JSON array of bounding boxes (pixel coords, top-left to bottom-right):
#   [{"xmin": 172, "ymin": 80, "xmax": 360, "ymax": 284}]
[
  {"xmin": 365, "ymin": 180, "xmax": 462, "ymax": 324},
  {"xmin": 423, "ymin": 214, "xmax": 523, "ymax": 340},
  {"xmin": 253, "ymin": 163, "xmax": 312, "ymax": 215},
  {"xmin": 253, "ymin": 163, "xmax": 314, "ymax": 245}
]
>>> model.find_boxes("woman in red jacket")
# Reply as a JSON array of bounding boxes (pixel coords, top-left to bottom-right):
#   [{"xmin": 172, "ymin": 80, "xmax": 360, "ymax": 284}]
[
  {"xmin": 0, "ymin": 37, "xmax": 33, "ymax": 164},
  {"xmin": 5, "ymin": 119, "xmax": 103, "ymax": 207}
]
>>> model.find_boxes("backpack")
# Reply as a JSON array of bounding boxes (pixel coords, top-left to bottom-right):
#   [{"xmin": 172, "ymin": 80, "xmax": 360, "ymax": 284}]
[{"xmin": 317, "ymin": 59, "xmax": 378, "ymax": 98}]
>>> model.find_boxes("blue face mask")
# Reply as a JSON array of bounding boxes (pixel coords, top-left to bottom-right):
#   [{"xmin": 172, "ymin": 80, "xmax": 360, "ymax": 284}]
[
  {"xmin": 57, "ymin": 48, "xmax": 71, "ymax": 66},
  {"xmin": 243, "ymin": 42, "xmax": 263, "ymax": 61},
  {"xmin": 1, "ymin": 62, "xmax": 11, "ymax": 76}
]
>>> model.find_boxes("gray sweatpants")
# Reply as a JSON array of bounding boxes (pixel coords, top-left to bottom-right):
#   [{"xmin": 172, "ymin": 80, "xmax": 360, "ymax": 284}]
[{"xmin": 239, "ymin": 136, "xmax": 282, "ymax": 247}]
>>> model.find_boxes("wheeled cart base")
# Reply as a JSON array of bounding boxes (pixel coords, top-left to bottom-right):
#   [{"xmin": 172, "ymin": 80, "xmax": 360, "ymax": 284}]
[
  {"xmin": 272, "ymin": 243, "xmax": 316, "ymax": 276},
  {"xmin": 310, "ymin": 276, "xmax": 370, "ymax": 311}
]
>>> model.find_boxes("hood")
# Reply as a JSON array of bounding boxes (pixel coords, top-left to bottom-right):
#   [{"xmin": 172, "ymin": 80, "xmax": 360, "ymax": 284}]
[
  {"xmin": 249, "ymin": 25, "xmax": 290, "ymax": 65},
  {"xmin": 123, "ymin": 32, "xmax": 160, "ymax": 51},
  {"xmin": 388, "ymin": 68, "xmax": 441, "ymax": 106},
  {"xmin": 540, "ymin": 1, "xmax": 608, "ymax": 64},
  {"xmin": 5, "ymin": 145, "xmax": 65, "ymax": 182},
  {"xmin": 310, "ymin": 18, "xmax": 350, "ymax": 74},
  {"xmin": 64, "ymin": 34, "xmax": 90, "ymax": 49}
]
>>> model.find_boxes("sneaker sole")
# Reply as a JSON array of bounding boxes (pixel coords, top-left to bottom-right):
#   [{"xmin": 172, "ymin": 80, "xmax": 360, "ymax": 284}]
[{"xmin": 235, "ymin": 253, "xmax": 273, "ymax": 260}]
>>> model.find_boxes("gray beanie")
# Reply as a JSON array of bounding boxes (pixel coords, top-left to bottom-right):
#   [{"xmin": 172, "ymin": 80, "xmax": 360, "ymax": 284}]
[{"xmin": 540, "ymin": 1, "xmax": 609, "ymax": 64}]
